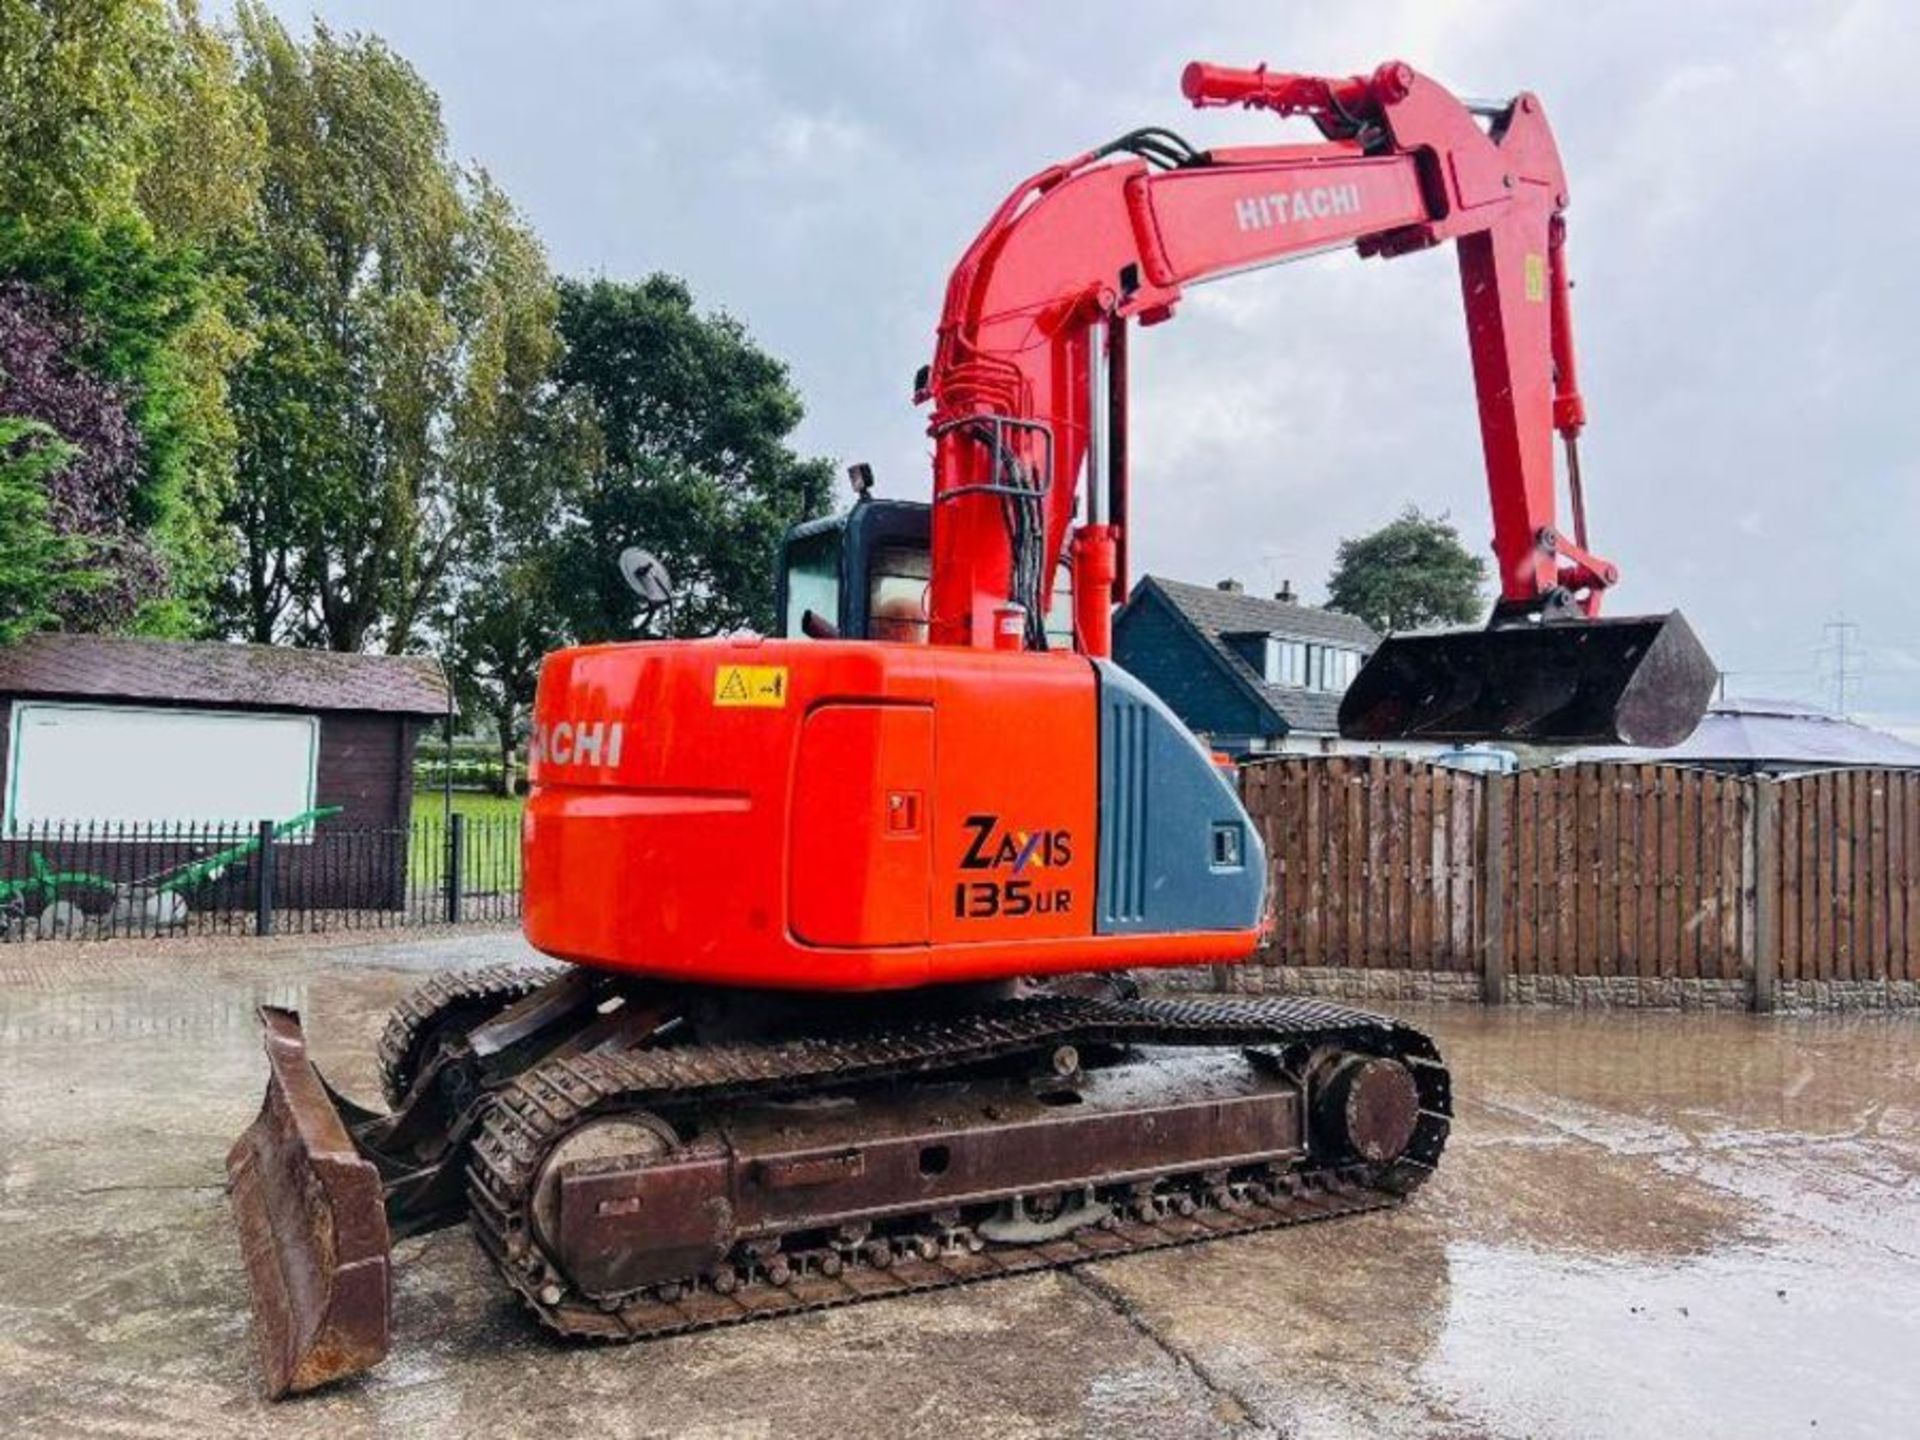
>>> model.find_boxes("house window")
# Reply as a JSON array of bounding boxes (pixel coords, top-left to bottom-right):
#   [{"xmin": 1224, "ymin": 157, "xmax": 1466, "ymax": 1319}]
[
  {"xmin": 1297, "ymin": 644, "xmax": 1363, "ymax": 693},
  {"xmin": 1263, "ymin": 638, "xmax": 1306, "ymax": 687},
  {"xmin": 4, "ymin": 703, "xmax": 320, "ymax": 832},
  {"xmin": 1260, "ymin": 636, "xmax": 1362, "ymax": 692},
  {"xmin": 1323, "ymin": 647, "xmax": 1357, "ymax": 692}
]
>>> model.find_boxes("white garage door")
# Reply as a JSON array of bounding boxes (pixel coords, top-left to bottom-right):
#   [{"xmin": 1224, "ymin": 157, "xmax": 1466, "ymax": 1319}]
[{"xmin": 4, "ymin": 703, "xmax": 319, "ymax": 832}]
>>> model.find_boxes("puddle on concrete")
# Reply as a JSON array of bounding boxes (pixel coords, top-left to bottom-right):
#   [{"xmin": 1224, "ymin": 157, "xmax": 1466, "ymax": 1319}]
[
  {"xmin": 1425, "ymin": 1237, "xmax": 1915, "ymax": 1438},
  {"xmin": 2, "ymin": 942, "xmax": 1917, "ymax": 1438}
]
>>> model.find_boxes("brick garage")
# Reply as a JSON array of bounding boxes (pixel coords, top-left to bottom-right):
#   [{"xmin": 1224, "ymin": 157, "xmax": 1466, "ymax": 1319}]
[{"xmin": 0, "ymin": 634, "xmax": 447, "ymax": 912}]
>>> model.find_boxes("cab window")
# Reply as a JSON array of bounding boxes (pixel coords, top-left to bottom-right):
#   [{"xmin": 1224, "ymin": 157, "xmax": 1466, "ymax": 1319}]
[
  {"xmin": 783, "ymin": 528, "xmax": 842, "ymax": 638},
  {"xmin": 868, "ymin": 544, "xmax": 930, "ymax": 644}
]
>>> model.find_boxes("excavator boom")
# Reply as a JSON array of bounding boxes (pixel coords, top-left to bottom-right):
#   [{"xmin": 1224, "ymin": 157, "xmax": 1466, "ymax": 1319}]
[{"xmin": 921, "ymin": 59, "xmax": 1713, "ymax": 743}]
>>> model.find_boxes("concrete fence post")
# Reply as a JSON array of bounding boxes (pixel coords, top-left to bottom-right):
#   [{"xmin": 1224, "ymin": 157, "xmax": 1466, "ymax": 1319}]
[
  {"xmin": 1481, "ymin": 774, "xmax": 1510, "ymax": 1005},
  {"xmin": 1751, "ymin": 779, "xmax": 1779, "ymax": 1013}
]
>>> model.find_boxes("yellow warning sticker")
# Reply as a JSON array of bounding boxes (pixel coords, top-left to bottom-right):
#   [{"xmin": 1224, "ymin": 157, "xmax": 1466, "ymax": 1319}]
[
  {"xmin": 1524, "ymin": 252, "xmax": 1547, "ymax": 303},
  {"xmin": 714, "ymin": 664, "xmax": 789, "ymax": 707}
]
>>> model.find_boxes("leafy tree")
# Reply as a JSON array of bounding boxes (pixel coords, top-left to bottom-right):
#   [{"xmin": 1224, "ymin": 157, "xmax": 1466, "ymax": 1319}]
[
  {"xmin": 1324, "ymin": 506, "xmax": 1487, "ymax": 633},
  {"xmin": 0, "ymin": 0, "xmax": 174, "ymax": 229},
  {"xmin": 0, "ymin": 1, "xmax": 260, "ymax": 241},
  {"xmin": 136, "ymin": 2, "xmax": 266, "ymax": 247},
  {"xmin": 551, "ymin": 275, "xmax": 833, "ymax": 642},
  {"xmin": 0, "ymin": 279, "xmax": 158, "ymax": 628},
  {"xmin": 447, "ymin": 392, "xmax": 596, "ymax": 794},
  {"xmin": 450, "ymin": 549, "xmax": 564, "ymax": 795},
  {"xmin": 0, "ymin": 417, "xmax": 88, "ymax": 643},
  {"xmin": 219, "ymin": 6, "xmax": 558, "ymax": 654},
  {"xmin": 129, "ymin": 5, "xmax": 267, "ymax": 626},
  {"xmin": 446, "ymin": 275, "xmax": 831, "ymax": 779},
  {"xmin": 0, "ymin": 2, "xmax": 264, "ymax": 634},
  {"xmin": 0, "ymin": 219, "xmax": 250, "ymax": 631},
  {"xmin": 1, "ymin": 3, "xmax": 828, "ymax": 686}
]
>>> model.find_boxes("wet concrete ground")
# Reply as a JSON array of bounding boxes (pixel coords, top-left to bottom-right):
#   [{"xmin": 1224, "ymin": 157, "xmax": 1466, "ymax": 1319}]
[{"xmin": 1, "ymin": 932, "xmax": 1915, "ymax": 1439}]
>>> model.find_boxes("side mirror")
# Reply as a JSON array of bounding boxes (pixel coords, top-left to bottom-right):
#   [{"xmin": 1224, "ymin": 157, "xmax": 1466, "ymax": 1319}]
[{"xmin": 618, "ymin": 547, "xmax": 675, "ymax": 634}]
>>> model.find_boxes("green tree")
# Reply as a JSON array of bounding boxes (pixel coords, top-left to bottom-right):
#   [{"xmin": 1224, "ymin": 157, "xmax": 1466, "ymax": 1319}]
[
  {"xmin": 551, "ymin": 275, "xmax": 832, "ymax": 642},
  {"xmin": 450, "ymin": 548, "xmax": 564, "ymax": 795},
  {"xmin": 446, "ymin": 274, "xmax": 833, "ymax": 780},
  {"xmin": 1324, "ymin": 506, "xmax": 1487, "ymax": 633},
  {"xmin": 447, "ymin": 390, "xmax": 595, "ymax": 794},
  {"xmin": 0, "ymin": 276, "xmax": 162, "ymax": 630},
  {"xmin": 0, "ymin": 217, "xmax": 249, "ymax": 632},
  {"xmin": 0, "ymin": 418, "xmax": 88, "ymax": 644},
  {"xmin": 0, "ymin": 0, "xmax": 173, "ymax": 229},
  {"xmin": 0, "ymin": 1, "xmax": 265, "ymax": 634},
  {"xmin": 136, "ymin": 2, "xmax": 266, "ymax": 247},
  {"xmin": 220, "ymin": 6, "xmax": 558, "ymax": 654}
]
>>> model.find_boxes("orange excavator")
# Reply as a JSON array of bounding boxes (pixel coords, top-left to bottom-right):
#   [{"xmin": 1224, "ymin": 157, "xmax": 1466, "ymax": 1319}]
[{"xmin": 228, "ymin": 57, "xmax": 1716, "ymax": 1396}]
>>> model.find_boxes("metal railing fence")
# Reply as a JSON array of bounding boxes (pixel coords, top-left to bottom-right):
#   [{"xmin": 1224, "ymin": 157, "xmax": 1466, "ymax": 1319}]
[{"xmin": 0, "ymin": 814, "xmax": 522, "ymax": 942}]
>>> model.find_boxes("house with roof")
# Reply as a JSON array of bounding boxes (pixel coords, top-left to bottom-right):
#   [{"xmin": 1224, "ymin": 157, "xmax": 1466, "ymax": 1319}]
[{"xmin": 1111, "ymin": 575, "xmax": 1381, "ymax": 756}]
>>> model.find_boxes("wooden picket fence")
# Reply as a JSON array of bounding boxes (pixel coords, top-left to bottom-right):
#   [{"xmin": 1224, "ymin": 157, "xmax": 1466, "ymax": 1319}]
[
  {"xmin": 1504, "ymin": 764, "xmax": 1752, "ymax": 984},
  {"xmin": 1770, "ymin": 768, "xmax": 1920, "ymax": 985},
  {"xmin": 1241, "ymin": 758, "xmax": 1482, "ymax": 972},
  {"xmin": 1238, "ymin": 756, "xmax": 1920, "ymax": 1005}
]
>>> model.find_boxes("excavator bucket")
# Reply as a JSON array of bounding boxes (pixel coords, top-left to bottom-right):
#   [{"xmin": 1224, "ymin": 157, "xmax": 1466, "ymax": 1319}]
[
  {"xmin": 226, "ymin": 1007, "xmax": 392, "ymax": 1398},
  {"xmin": 1338, "ymin": 610, "xmax": 1717, "ymax": 747}
]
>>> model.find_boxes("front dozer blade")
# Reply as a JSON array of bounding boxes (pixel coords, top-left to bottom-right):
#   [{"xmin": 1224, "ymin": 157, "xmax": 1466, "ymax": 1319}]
[
  {"xmin": 226, "ymin": 1006, "xmax": 392, "ymax": 1398},
  {"xmin": 1338, "ymin": 610, "xmax": 1716, "ymax": 747}
]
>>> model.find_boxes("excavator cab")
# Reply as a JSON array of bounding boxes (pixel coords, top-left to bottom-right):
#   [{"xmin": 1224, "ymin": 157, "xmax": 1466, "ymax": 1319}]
[
  {"xmin": 777, "ymin": 498, "xmax": 932, "ymax": 642},
  {"xmin": 777, "ymin": 498, "xmax": 1074, "ymax": 648}
]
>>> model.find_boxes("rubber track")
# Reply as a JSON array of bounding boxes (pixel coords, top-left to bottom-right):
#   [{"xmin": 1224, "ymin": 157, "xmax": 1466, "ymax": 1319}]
[
  {"xmin": 375, "ymin": 962, "xmax": 557, "ymax": 1108},
  {"xmin": 465, "ymin": 993, "xmax": 1451, "ymax": 1343}
]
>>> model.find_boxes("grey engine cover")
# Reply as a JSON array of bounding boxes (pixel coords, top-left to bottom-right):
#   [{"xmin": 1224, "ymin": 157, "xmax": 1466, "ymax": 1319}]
[{"xmin": 1093, "ymin": 661, "xmax": 1267, "ymax": 936}]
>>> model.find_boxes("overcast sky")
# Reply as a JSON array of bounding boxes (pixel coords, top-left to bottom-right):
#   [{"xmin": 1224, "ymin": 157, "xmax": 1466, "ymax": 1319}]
[{"xmin": 259, "ymin": 1, "xmax": 1920, "ymax": 731}]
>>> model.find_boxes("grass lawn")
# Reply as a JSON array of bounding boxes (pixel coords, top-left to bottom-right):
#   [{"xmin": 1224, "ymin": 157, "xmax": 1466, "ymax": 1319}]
[
  {"xmin": 420, "ymin": 791, "xmax": 525, "ymax": 823},
  {"xmin": 408, "ymin": 789, "xmax": 524, "ymax": 893}
]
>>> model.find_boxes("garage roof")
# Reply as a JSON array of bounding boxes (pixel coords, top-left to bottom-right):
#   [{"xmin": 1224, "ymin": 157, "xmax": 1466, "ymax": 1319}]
[
  {"xmin": 0, "ymin": 634, "xmax": 449, "ymax": 716},
  {"xmin": 1565, "ymin": 697, "xmax": 1920, "ymax": 771}
]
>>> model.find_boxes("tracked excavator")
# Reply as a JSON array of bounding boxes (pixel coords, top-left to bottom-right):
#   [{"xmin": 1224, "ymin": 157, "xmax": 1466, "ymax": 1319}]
[{"xmin": 228, "ymin": 57, "xmax": 1717, "ymax": 1396}]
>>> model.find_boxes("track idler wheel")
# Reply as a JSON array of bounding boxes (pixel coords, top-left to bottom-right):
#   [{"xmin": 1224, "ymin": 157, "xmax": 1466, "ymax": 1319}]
[
  {"xmin": 526, "ymin": 1112, "xmax": 733, "ymax": 1302},
  {"xmin": 377, "ymin": 965, "xmax": 552, "ymax": 1108},
  {"xmin": 1310, "ymin": 1054, "xmax": 1420, "ymax": 1164}
]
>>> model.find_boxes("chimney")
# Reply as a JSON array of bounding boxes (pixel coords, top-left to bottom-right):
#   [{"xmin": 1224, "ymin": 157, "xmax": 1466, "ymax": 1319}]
[
  {"xmin": 1216, "ymin": 578, "xmax": 1243, "ymax": 593},
  {"xmin": 1274, "ymin": 580, "xmax": 1296, "ymax": 604}
]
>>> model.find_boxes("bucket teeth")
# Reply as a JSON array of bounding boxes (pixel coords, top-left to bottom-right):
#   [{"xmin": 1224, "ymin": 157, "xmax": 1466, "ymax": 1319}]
[
  {"xmin": 1338, "ymin": 609, "xmax": 1717, "ymax": 747},
  {"xmin": 226, "ymin": 1006, "xmax": 392, "ymax": 1398}
]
